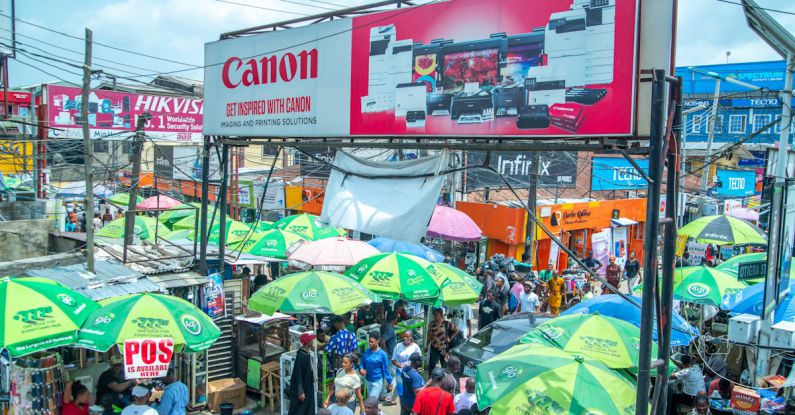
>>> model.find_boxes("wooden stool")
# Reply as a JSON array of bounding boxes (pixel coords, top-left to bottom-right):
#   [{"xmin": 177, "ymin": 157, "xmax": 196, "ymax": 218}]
[{"xmin": 260, "ymin": 361, "xmax": 281, "ymax": 413}]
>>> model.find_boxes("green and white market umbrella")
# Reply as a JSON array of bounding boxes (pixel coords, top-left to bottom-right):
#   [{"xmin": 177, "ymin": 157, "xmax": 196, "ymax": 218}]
[
  {"xmin": 250, "ymin": 221, "xmax": 275, "ymax": 232},
  {"xmin": 0, "ymin": 277, "xmax": 99, "ymax": 356},
  {"xmin": 519, "ymin": 313, "xmax": 655, "ymax": 369},
  {"xmin": 107, "ymin": 192, "xmax": 144, "ymax": 207},
  {"xmin": 717, "ymin": 252, "xmax": 767, "ymax": 284},
  {"xmin": 157, "ymin": 203, "xmax": 199, "ymax": 229},
  {"xmin": 249, "ymin": 271, "xmax": 376, "ymax": 316},
  {"xmin": 240, "ymin": 229, "xmax": 306, "ymax": 259},
  {"xmin": 345, "ymin": 253, "xmax": 449, "ymax": 301},
  {"xmin": 171, "ymin": 210, "xmax": 234, "ymax": 231},
  {"xmin": 96, "ymin": 216, "xmax": 162, "ymax": 241},
  {"xmin": 673, "ymin": 266, "xmax": 747, "ymax": 306},
  {"xmin": 274, "ymin": 214, "xmax": 347, "ymax": 240},
  {"xmin": 475, "ymin": 343, "xmax": 638, "ymax": 413},
  {"xmin": 188, "ymin": 220, "xmax": 255, "ymax": 245},
  {"xmin": 76, "ymin": 293, "xmax": 221, "ymax": 353},
  {"xmin": 433, "ymin": 263, "xmax": 483, "ymax": 305},
  {"xmin": 679, "ymin": 214, "xmax": 766, "ymax": 245}
]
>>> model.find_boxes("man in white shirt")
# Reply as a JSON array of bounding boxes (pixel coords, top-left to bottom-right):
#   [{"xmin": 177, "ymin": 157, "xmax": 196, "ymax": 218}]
[
  {"xmin": 669, "ymin": 355, "xmax": 705, "ymax": 411},
  {"xmin": 121, "ymin": 386, "xmax": 158, "ymax": 415},
  {"xmin": 448, "ymin": 304, "xmax": 473, "ymax": 338},
  {"xmin": 517, "ymin": 282, "xmax": 540, "ymax": 313}
]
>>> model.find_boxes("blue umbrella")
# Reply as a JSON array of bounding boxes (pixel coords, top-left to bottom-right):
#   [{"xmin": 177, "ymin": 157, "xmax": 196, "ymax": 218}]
[
  {"xmin": 563, "ymin": 294, "xmax": 699, "ymax": 347},
  {"xmin": 723, "ymin": 282, "xmax": 795, "ymax": 324},
  {"xmin": 367, "ymin": 237, "xmax": 445, "ymax": 262}
]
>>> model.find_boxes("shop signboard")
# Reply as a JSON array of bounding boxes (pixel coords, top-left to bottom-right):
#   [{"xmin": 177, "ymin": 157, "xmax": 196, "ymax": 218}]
[
  {"xmin": 591, "ymin": 157, "xmax": 650, "ymax": 191},
  {"xmin": 738, "ymin": 260, "xmax": 767, "ymax": 282},
  {"xmin": 779, "ymin": 181, "xmax": 795, "ymax": 301},
  {"xmin": 611, "ymin": 225, "xmax": 628, "ymax": 268},
  {"xmin": 464, "ymin": 151, "xmax": 577, "ymax": 191},
  {"xmin": 153, "ymin": 145, "xmax": 174, "ymax": 180},
  {"xmin": 204, "ymin": 0, "xmax": 640, "ymax": 138},
  {"xmin": 686, "ymin": 241, "xmax": 708, "ymax": 266},
  {"xmin": 46, "ymin": 85, "xmax": 203, "ymax": 142},
  {"xmin": 123, "ymin": 338, "xmax": 174, "ymax": 379},
  {"xmin": 715, "ymin": 169, "xmax": 756, "ymax": 197}
]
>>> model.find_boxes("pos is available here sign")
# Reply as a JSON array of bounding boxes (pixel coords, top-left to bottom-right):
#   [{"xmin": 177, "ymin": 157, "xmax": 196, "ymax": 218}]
[{"xmin": 123, "ymin": 338, "xmax": 175, "ymax": 379}]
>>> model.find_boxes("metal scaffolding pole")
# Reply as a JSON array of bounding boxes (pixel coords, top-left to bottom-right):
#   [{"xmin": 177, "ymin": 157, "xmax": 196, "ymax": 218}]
[
  {"xmin": 199, "ymin": 135, "xmax": 212, "ymax": 275},
  {"xmin": 217, "ymin": 143, "xmax": 230, "ymax": 269}
]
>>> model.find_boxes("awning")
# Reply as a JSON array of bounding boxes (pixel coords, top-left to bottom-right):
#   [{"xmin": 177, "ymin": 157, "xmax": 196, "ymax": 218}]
[
  {"xmin": 611, "ymin": 217, "xmax": 639, "ymax": 227},
  {"xmin": 23, "ymin": 259, "xmax": 164, "ymax": 300},
  {"xmin": 235, "ymin": 312, "xmax": 295, "ymax": 325},
  {"xmin": 147, "ymin": 271, "xmax": 209, "ymax": 289}
]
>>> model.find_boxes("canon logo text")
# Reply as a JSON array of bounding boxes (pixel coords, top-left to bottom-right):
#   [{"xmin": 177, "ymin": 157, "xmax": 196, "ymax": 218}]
[{"xmin": 222, "ymin": 49, "xmax": 319, "ymax": 89}]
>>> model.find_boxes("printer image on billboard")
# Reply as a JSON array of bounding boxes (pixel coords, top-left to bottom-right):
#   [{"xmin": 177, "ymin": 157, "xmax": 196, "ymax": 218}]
[{"xmin": 351, "ymin": 0, "xmax": 633, "ymax": 137}]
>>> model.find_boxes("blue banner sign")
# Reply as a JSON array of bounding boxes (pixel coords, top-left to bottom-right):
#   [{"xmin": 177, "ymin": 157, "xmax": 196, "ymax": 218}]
[
  {"xmin": 715, "ymin": 169, "xmax": 757, "ymax": 197},
  {"xmin": 591, "ymin": 157, "xmax": 650, "ymax": 191}
]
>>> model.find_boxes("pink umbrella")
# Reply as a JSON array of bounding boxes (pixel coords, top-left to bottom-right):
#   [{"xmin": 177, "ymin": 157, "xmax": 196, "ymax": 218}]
[
  {"xmin": 426, "ymin": 205, "xmax": 482, "ymax": 242},
  {"xmin": 727, "ymin": 207, "xmax": 759, "ymax": 222},
  {"xmin": 288, "ymin": 237, "xmax": 380, "ymax": 269},
  {"xmin": 138, "ymin": 195, "xmax": 183, "ymax": 211}
]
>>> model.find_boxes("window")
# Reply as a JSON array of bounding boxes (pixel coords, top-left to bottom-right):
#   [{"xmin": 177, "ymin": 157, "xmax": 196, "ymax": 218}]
[
  {"xmin": 729, "ymin": 114, "xmax": 747, "ymax": 134},
  {"xmin": 707, "ymin": 115, "xmax": 723, "ymax": 133},
  {"xmin": 753, "ymin": 114, "xmax": 773, "ymax": 133},
  {"xmin": 93, "ymin": 140, "xmax": 109, "ymax": 153},
  {"xmin": 691, "ymin": 115, "xmax": 703, "ymax": 133}
]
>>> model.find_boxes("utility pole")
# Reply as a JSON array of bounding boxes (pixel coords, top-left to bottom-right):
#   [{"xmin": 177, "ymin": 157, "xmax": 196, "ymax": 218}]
[
  {"xmin": 525, "ymin": 152, "xmax": 540, "ymax": 264},
  {"xmin": 122, "ymin": 113, "xmax": 149, "ymax": 263},
  {"xmin": 758, "ymin": 52, "xmax": 794, "ymax": 378},
  {"xmin": 81, "ymin": 28, "xmax": 95, "ymax": 273},
  {"xmin": 701, "ymin": 78, "xmax": 721, "ymax": 193}
]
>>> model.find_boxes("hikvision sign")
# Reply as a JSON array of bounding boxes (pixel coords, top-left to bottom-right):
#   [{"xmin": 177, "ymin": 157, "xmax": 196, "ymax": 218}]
[
  {"xmin": 204, "ymin": 0, "xmax": 640, "ymax": 138},
  {"xmin": 46, "ymin": 85, "xmax": 203, "ymax": 143}
]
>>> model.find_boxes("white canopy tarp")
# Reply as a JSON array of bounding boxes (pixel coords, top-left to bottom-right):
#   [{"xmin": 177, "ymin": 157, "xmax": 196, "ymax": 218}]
[{"xmin": 321, "ymin": 150, "xmax": 449, "ymax": 243}]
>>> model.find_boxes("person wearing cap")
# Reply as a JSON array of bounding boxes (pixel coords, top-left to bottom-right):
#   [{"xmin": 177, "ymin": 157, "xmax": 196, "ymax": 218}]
[
  {"xmin": 603, "ymin": 255, "xmax": 622, "ymax": 295},
  {"xmin": 399, "ymin": 353, "xmax": 425, "ymax": 415},
  {"xmin": 516, "ymin": 280, "xmax": 540, "ymax": 313},
  {"xmin": 289, "ymin": 333, "xmax": 317, "ymax": 415},
  {"xmin": 583, "ymin": 250, "xmax": 603, "ymax": 272},
  {"xmin": 96, "ymin": 354, "xmax": 134, "ymax": 407},
  {"xmin": 120, "ymin": 386, "xmax": 157, "ymax": 415},
  {"xmin": 411, "ymin": 368, "xmax": 455, "ymax": 415}
]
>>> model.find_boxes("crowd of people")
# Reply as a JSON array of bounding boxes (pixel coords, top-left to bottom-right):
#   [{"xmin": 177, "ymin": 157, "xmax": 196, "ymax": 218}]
[
  {"xmin": 65, "ymin": 207, "xmax": 124, "ymax": 232},
  {"xmin": 62, "ymin": 356, "xmax": 189, "ymax": 415}
]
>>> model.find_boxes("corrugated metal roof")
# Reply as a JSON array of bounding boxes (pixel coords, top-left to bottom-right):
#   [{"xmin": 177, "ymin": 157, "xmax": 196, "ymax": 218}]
[
  {"xmin": 23, "ymin": 259, "xmax": 164, "ymax": 300},
  {"xmin": 146, "ymin": 271, "xmax": 208, "ymax": 288}
]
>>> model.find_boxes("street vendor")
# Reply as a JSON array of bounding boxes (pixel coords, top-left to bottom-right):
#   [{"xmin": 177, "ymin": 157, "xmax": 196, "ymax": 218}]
[{"xmin": 96, "ymin": 355, "xmax": 135, "ymax": 407}]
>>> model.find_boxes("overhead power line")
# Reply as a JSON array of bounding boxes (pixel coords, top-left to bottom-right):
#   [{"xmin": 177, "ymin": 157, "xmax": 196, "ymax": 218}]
[
  {"xmin": 0, "ymin": 12, "xmax": 201, "ymax": 68},
  {"xmin": 214, "ymin": 0, "xmax": 310, "ymax": 14},
  {"xmin": 715, "ymin": 0, "xmax": 795, "ymax": 16}
]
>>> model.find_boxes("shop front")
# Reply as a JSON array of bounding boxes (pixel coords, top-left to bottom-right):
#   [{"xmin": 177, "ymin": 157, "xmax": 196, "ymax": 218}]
[
  {"xmin": 284, "ymin": 185, "xmax": 325, "ymax": 216},
  {"xmin": 534, "ymin": 198, "xmax": 647, "ymax": 271},
  {"xmin": 456, "ymin": 201, "xmax": 527, "ymax": 263}
]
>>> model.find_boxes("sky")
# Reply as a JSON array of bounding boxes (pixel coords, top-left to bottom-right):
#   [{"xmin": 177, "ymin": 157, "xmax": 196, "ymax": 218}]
[{"xmin": 7, "ymin": 0, "xmax": 795, "ymax": 88}]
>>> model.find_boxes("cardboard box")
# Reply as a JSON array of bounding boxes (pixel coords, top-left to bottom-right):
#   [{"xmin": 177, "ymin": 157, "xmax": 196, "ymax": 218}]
[
  {"xmin": 731, "ymin": 386, "xmax": 760, "ymax": 414},
  {"xmin": 207, "ymin": 378, "xmax": 247, "ymax": 411}
]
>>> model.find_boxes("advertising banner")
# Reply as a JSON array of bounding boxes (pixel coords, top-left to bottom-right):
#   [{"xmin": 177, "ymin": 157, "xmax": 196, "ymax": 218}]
[
  {"xmin": 46, "ymin": 85, "xmax": 203, "ymax": 143},
  {"xmin": 202, "ymin": 273, "xmax": 226, "ymax": 318},
  {"xmin": 0, "ymin": 141, "xmax": 33, "ymax": 174},
  {"xmin": 123, "ymin": 338, "xmax": 174, "ymax": 379},
  {"xmin": 204, "ymin": 0, "xmax": 639, "ymax": 138},
  {"xmin": 172, "ymin": 146, "xmax": 221, "ymax": 181},
  {"xmin": 254, "ymin": 181, "xmax": 286, "ymax": 211},
  {"xmin": 591, "ymin": 229, "xmax": 611, "ymax": 277},
  {"xmin": 153, "ymin": 145, "xmax": 174, "ymax": 180},
  {"xmin": 780, "ymin": 181, "xmax": 795, "ymax": 301},
  {"xmin": 611, "ymin": 225, "xmax": 628, "ymax": 268},
  {"xmin": 715, "ymin": 169, "xmax": 756, "ymax": 197},
  {"xmin": 591, "ymin": 157, "xmax": 649, "ymax": 191},
  {"xmin": 464, "ymin": 151, "xmax": 577, "ymax": 191}
]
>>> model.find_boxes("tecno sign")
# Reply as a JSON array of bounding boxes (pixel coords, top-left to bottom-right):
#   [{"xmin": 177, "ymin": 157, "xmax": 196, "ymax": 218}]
[
  {"xmin": 221, "ymin": 49, "xmax": 319, "ymax": 89},
  {"xmin": 727, "ymin": 177, "xmax": 745, "ymax": 190}
]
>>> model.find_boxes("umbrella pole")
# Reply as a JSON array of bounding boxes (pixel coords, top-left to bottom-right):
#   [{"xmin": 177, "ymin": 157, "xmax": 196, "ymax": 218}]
[{"xmin": 315, "ymin": 312, "xmax": 319, "ymax": 415}]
